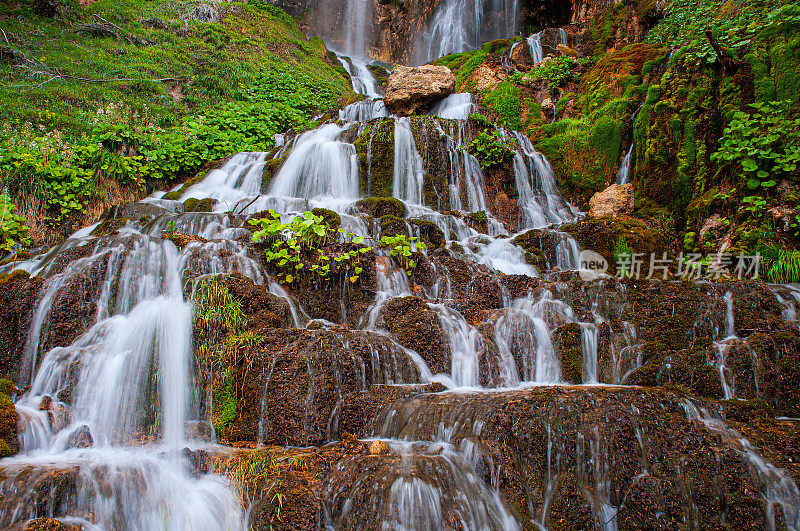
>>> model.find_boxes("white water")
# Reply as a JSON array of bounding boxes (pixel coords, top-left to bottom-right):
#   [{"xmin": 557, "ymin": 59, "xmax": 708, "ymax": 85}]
[
  {"xmin": 413, "ymin": 0, "xmax": 519, "ymax": 64},
  {"xmin": 684, "ymin": 401, "xmax": 800, "ymax": 530},
  {"xmin": 429, "ymin": 93, "xmax": 476, "ymax": 120},
  {"xmin": 393, "ymin": 117, "xmax": 426, "ymax": 205},
  {"xmin": 527, "ymin": 31, "xmax": 544, "ymax": 64}
]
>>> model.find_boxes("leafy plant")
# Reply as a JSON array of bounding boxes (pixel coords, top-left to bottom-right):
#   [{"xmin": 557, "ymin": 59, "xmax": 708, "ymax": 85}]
[
  {"xmin": 250, "ymin": 210, "xmax": 372, "ymax": 284},
  {"xmin": 468, "ymin": 113, "xmax": 492, "ymax": 127},
  {"xmin": 514, "ymin": 56, "xmax": 591, "ymax": 90},
  {"xmin": 612, "ymin": 236, "xmax": 633, "ymax": 260},
  {"xmin": 466, "ymin": 130, "xmax": 515, "ymax": 169},
  {"xmin": 380, "ymin": 234, "xmax": 426, "ymax": 274},
  {"xmin": 468, "ymin": 210, "xmax": 488, "ymax": 224},
  {"xmin": 713, "ymin": 101, "xmax": 800, "ymax": 191},
  {"xmin": 760, "ymin": 244, "xmax": 800, "ymax": 283},
  {"xmin": 742, "ymin": 195, "xmax": 767, "ymax": 217},
  {"xmin": 165, "ymin": 220, "xmax": 178, "ymax": 239},
  {"xmin": 0, "ymin": 194, "xmax": 31, "ymax": 255}
]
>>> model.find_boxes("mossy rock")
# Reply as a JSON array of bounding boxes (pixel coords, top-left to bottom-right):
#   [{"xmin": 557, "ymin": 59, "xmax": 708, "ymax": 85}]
[
  {"xmin": 560, "ymin": 215, "xmax": 667, "ymax": 272},
  {"xmin": 553, "ymin": 323, "xmax": 583, "ymax": 384},
  {"xmin": 355, "ymin": 197, "xmax": 407, "ymax": 218},
  {"xmin": 354, "ymin": 119, "xmax": 394, "ymax": 198},
  {"xmin": 311, "ymin": 207, "xmax": 341, "ymax": 230},
  {"xmin": 511, "ymin": 229, "xmax": 551, "ymax": 270},
  {"xmin": 90, "ymin": 217, "xmax": 131, "ymax": 237},
  {"xmin": 183, "ymin": 198, "xmax": 218, "ymax": 213},
  {"xmin": 410, "ymin": 219, "xmax": 446, "ymax": 249}
]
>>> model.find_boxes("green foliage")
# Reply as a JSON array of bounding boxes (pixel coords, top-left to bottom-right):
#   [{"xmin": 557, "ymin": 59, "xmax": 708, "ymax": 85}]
[
  {"xmin": 0, "ymin": 194, "xmax": 31, "ymax": 254},
  {"xmin": 466, "ymin": 130, "xmax": 515, "ymax": 169},
  {"xmin": 468, "ymin": 113, "xmax": 492, "ymax": 127},
  {"xmin": 467, "ymin": 210, "xmax": 488, "ymax": 224},
  {"xmin": 612, "ymin": 236, "xmax": 633, "ymax": 260},
  {"xmin": 250, "ymin": 210, "xmax": 371, "ymax": 284},
  {"xmin": 514, "ymin": 56, "xmax": 591, "ymax": 90},
  {"xmin": 741, "ymin": 195, "xmax": 768, "ymax": 217},
  {"xmin": 646, "ymin": 0, "xmax": 800, "ymax": 66},
  {"xmin": 760, "ymin": 244, "xmax": 800, "ymax": 283},
  {"xmin": 379, "ymin": 234, "xmax": 425, "ymax": 274},
  {"xmin": 213, "ymin": 370, "xmax": 238, "ymax": 432},
  {"xmin": 0, "ymin": 0, "xmax": 351, "ymax": 233},
  {"xmin": 484, "ymin": 82, "xmax": 522, "ymax": 130},
  {"xmin": 712, "ymin": 101, "xmax": 800, "ymax": 191}
]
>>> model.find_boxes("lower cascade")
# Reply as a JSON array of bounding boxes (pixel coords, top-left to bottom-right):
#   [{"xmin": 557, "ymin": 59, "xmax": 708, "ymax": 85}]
[{"xmin": 1, "ymin": 8, "xmax": 800, "ymax": 531}]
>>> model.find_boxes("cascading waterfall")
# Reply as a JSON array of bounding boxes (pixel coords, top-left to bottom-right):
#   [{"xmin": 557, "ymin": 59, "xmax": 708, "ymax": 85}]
[
  {"xmin": 527, "ymin": 31, "xmax": 544, "ymax": 64},
  {"xmin": 413, "ymin": 0, "xmax": 519, "ymax": 64},
  {"xmin": 512, "ymin": 131, "xmax": 580, "ymax": 228},
  {"xmin": 393, "ymin": 117, "xmax": 426, "ymax": 205},
  {"xmin": 616, "ymin": 103, "xmax": 643, "ymax": 185},
  {"xmin": 5, "ymin": 35, "xmax": 796, "ymax": 529}
]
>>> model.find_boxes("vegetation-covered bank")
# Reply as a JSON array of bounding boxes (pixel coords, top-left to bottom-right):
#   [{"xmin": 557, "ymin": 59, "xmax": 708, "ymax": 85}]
[
  {"xmin": 0, "ymin": 0, "xmax": 354, "ymax": 248},
  {"xmin": 434, "ymin": 0, "xmax": 800, "ymax": 281}
]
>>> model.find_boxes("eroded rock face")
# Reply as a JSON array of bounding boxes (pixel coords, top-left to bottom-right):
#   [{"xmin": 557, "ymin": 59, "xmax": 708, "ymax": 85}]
[
  {"xmin": 385, "ymin": 65, "xmax": 455, "ymax": 116},
  {"xmin": 589, "ymin": 183, "xmax": 635, "ymax": 217},
  {"xmin": 0, "ymin": 271, "xmax": 43, "ymax": 382}
]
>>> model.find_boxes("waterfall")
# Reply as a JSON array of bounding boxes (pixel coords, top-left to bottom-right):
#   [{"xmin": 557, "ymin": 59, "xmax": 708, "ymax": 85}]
[
  {"xmin": 429, "ymin": 93, "xmax": 476, "ymax": 120},
  {"xmin": 269, "ymin": 123, "xmax": 360, "ymax": 202},
  {"xmin": 512, "ymin": 131, "xmax": 579, "ymax": 228},
  {"xmin": 393, "ymin": 117, "xmax": 426, "ymax": 205},
  {"xmin": 527, "ymin": 31, "xmax": 543, "ymax": 64},
  {"xmin": 616, "ymin": 103, "xmax": 643, "ymax": 185},
  {"xmin": 413, "ymin": 0, "xmax": 519, "ymax": 64}
]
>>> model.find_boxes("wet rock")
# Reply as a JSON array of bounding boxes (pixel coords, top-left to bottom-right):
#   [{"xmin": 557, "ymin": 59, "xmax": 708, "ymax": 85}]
[
  {"xmin": 355, "ymin": 197, "xmax": 407, "ymax": 218},
  {"xmin": 18, "ymin": 518, "xmax": 81, "ymax": 531},
  {"xmin": 182, "ymin": 447, "xmax": 211, "ymax": 477},
  {"xmin": 552, "ymin": 322, "xmax": 583, "ymax": 384},
  {"xmin": 385, "ymin": 65, "xmax": 456, "ymax": 116},
  {"xmin": 221, "ymin": 272, "xmax": 294, "ymax": 330},
  {"xmin": 113, "ymin": 201, "xmax": 181, "ymax": 221},
  {"xmin": 222, "ymin": 328, "xmax": 426, "ymax": 446},
  {"xmin": 340, "ymin": 386, "xmax": 783, "ymax": 529},
  {"xmin": 183, "ymin": 197, "xmax": 218, "ymax": 213},
  {"xmin": 588, "ymin": 183, "xmax": 635, "ymax": 217},
  {"xmin": 0, "ymin": 270, "xmax": 43, "ymax": 381},
  {"xmin": 378, "ymin": 296, "xmax": 449, "ymax": 374},
  {"xmin": 64, "ymin": 425, "xmax": 93, "ymax": 450}
]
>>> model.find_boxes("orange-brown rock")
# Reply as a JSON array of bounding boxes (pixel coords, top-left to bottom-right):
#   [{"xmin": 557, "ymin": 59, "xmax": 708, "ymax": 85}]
[{"xmin": 385, "ymin": 65, "xmax": 455, "ymax": 116}]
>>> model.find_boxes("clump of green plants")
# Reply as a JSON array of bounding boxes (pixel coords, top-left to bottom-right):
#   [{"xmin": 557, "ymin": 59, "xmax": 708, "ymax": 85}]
[
  {"xmin": 742, "ymin": 195, "xmax": 768, "ymax": 217},
  {"xmin": 0, "ymin": 194, "xmax": 30, "ymax": 255},
  {"xmin": 380, "ymin": 234, "xmax": 426, "ymax": 274},
  {"xmin": 713, "ymin": 101, "xmax": 800, "ymax": 191},
  {"xmin": 250, "ymin": 210, "xmax": 372, "ymax": 284},
  {"xmin": 612, "ymin": 236, "xmax": 633, "ymax": 260},
  {"xmin": 467, "ymin": 210, "xmax": 488, "ymax": 224},
  {"xmin": 484, "ymin": 82, "xmax": 522, "ymax": 130},
  {"xmin": 760, "ymin": 243, "xmax": 800, "ymax": 283},
  {"xmin": 513, "ymin": 56, "xmax": 591, "ymax": 90},
  {"xmin": 193, "ymin": 277, "xmax": 247, "ymax": 432},
  {"xmin": 468, "ymin": 113, "xmax": 492, "ymax": 127},
  {"xmin": 466, "ymin": 130, "xmax": 516, "ymax": 169}
]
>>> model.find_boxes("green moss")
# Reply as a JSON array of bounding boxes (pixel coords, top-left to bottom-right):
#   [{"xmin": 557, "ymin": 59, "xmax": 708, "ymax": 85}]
[
  {"xmin": 213, "ymin": 370, "xmax": 238, "ymax": 432},
  {"xmin": 310, "ymin": 207, "xmax": 341, "ymax": 230},
  {"xmin": 354, "ymin": 119, "xmax": 394, "ymax": 197},
  {"xmin": 355, "ymin": 197, "xmax": 406, "ymax": 218},
  {"xmin": 183, "ymin": 197, "xmax": 216, "ymax": 213},
  {"xmin": 484, "ymin": 82, "xmax": 522, "ymax": 130}
]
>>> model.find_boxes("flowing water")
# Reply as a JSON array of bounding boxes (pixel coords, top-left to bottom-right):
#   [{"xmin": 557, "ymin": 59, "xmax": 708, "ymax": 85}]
[{"xmin": 3, "ymin": 24, "xmax": 799, "ymax": 530}]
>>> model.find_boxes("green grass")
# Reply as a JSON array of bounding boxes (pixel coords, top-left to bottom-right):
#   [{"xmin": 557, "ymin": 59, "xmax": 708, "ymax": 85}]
[{"xmin": 0, "ymin": 0, "xmax": 354, "ymax": 245}]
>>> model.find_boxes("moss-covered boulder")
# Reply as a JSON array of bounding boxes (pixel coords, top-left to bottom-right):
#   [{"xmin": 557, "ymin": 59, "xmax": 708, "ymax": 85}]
[
  {"xmin": 355, "ymin": 197, "xmax": 407, "ymax": 218},
  {"xmin": 561, "ymin": 214, "xmax": 666, "ymax": 272},
  {"xmin": 183, "ymin": 198, "xmax": 218, "ymax": 213}
]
